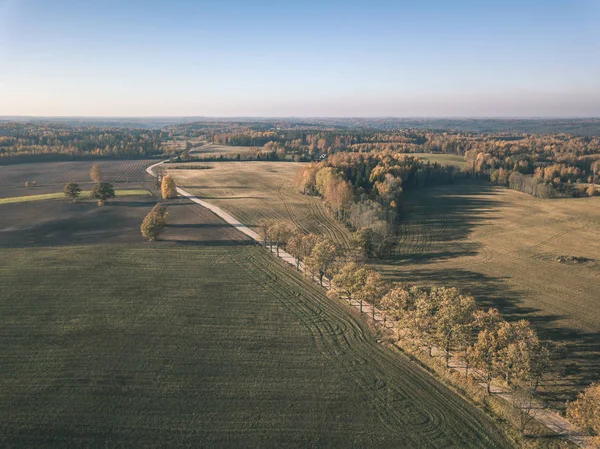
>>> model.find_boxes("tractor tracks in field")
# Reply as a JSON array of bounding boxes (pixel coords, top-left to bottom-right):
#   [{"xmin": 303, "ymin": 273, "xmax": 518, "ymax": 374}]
[{"xmin": 233, "ymin": 249, "xmax": 506, "ymax": 448}]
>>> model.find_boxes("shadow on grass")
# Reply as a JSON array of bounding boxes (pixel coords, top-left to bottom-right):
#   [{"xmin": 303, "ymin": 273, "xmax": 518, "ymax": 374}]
[{"xmin": 387, "ymin": 180, "xmax": 600, "ymax": 406}]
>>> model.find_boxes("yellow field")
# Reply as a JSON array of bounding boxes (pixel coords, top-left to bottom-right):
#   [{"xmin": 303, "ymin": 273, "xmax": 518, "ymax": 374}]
[{"xmin": 166, "ymin": 161, "xmax": 353, "ymax": 250}]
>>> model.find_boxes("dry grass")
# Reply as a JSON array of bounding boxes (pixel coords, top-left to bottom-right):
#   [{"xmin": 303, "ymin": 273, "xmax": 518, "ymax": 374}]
[
  {"xmin": 372, "ymin": 181, "xmax": 600, "ymax": 408},
  {"xmin": 166, "ymin": 161, "xmax": 354, "ymax": 250}
]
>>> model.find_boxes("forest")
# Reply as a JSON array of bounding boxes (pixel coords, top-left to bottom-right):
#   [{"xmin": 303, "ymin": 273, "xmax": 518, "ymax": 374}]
[{"xmin": 0, "ymin": 123, "xmax": 165, "ymax": 163}]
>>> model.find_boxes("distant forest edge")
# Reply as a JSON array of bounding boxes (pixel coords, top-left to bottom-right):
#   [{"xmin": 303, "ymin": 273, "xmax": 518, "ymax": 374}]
[
  {"xmin": 3, "ymin": 117, "xmax": 600, "ymax": 135},
  {"xmin": 1, "ymin": 120, "xmax": 599, "ymax": 198}
]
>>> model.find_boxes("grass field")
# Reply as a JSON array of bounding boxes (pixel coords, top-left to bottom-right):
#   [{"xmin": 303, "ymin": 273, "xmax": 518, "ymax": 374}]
[
  {"xmin": 167, "ymin": 161, "xmax": 354, "ymax": 251},
  {"xmin": 372, "ymin": 181, "xmax": 600, "ymax": 407},
  {"xmin": 0, "ymin": 194, "xmax": 509, "ymax": 446},
  {"xmin": 0, "ymin": 189, "xmax": 150, "ymax": 204}
]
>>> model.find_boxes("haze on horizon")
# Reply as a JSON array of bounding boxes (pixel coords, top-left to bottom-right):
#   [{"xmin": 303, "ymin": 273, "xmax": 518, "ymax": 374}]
[{"xmin": 1, "ymin": 0, "xmax": 599, "ymax": 118}]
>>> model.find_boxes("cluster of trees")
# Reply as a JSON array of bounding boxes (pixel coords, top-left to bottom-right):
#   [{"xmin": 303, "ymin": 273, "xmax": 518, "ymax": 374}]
[
  {"xmin": 62, "ymin": 165, "xmax": 116, "ymax": 205},
  {"xmin": 295, "ymin": 152, "xmax": 458, "ymax": 258},
  {"xmin": 0, "ymin": 123, "xmax": 165, "ymax": 163},
  {"xmin": 466, "ymin": 136, "xmax": 600, "ymax": 197},
  {"xmin": 376, "ymin": 286, "xmax": 551, "ymax": 399}
]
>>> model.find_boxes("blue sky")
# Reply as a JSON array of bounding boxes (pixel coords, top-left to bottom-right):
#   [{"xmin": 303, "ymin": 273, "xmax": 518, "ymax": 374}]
[{"xmin": 1, "ymin": 0, "xmax": 599, "ymax": 116}]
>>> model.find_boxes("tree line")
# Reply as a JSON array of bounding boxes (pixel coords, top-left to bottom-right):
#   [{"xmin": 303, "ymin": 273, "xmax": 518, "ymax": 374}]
[{"xmin": 0, "ymin": 123, "xmax": 165, "ymax": 163}]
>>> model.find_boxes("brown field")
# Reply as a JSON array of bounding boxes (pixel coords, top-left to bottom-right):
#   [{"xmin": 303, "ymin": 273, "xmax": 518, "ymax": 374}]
[
  {"xmin": 191, "ymin": 143, "xmax": 254, "ymax": 156},
  {"xmin": 166, "ymin": 161, "xmax": 354, "ymax": 250},
  {"xmin": 372, "ymin": 181, "xmax": 600, "ymax": 407},
  {"xmin": 0, "ymin": 159, "xmax": 157, "ymax": 198}
]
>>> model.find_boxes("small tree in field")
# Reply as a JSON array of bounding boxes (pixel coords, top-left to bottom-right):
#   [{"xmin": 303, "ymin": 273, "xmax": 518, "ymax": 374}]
[
  {"xmin": 64, "ymin": 182, "xmax": 82, "ymax": 201},
  {"xmin": 161, "ymin": 175, "xmax": 177, "ymax": 199},
  {"xmin": 90, "ymin": 182, "xmax": 115, "ymax": 206},
  {"xmin": 587, "ymin": 184, "xmax": 597, "ymax": 197},
  {"xmin": 141, "ymin": 203, "xmax": 169, "ymax": 241},
  {"xmin": 90, "ymin": 163, "xmax": 102, "ymax": 182}
]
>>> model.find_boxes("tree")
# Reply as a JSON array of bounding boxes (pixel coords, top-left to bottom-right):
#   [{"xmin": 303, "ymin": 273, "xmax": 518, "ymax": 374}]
[
  {"xmin": 258, "ymin": 219, "xmax": 273, "ymax": 247},
  {"xmin": 63, "ymin": 182, "xmax": 82, "ymax": 201},
  {"xmin": 467, "ymin": 328, "xmax": 502, "ymax": 394},
  {"xmin": 271, "ymin": 222, "xmax": 294, "ymax": 256},
  {"xmin": 587, "ymin": 184, "xmax": 597, "ymax": 197},
  {"xmin": 286, "ymin": 231, "xmax": 305, "ymax": 269},
  {"xmin": 90, "ymin": 182, "xmax": 115, "ymax": 206},
  {"xmin": 161, "ymin": 175, "xmax": 177, "ymax": 199},
  {"xmin": 304, "ymin": 238, "xmax": 337, "ymax": 285},
  {"xmin": 380, "ymin": 286, "xmax": 422, "ymax": 326},
  {"xmin": 430, "ymin": 288, "xmax": 476, "ymax": 367},
  {"xmin": 141, "ymin": 203, "xmax": 169, "ymax": 241},
  {"xmin": 567, "ymin": 383, "xmax": 600, "ymax": 445},
  {"xmin": 300, "ymin": 233, "xmax": 319, "ymax": 263},
  {"xmin": 352, "ymin": 227, "xmax": 374, "ymax": 259},
  {"xmin": 510, "ymin": 383, "xmax": 537, "ymax": 435},
  {"xmin": 90, "ymin": 163, "xmax": 102, "ymax": 182},
  {"xmin": 359, "ymin": 269, "xmax": 388, "ymax": 319},
  {"xmin": 329, "ymin": 262, "xmax": 366, "ymax": 305}
]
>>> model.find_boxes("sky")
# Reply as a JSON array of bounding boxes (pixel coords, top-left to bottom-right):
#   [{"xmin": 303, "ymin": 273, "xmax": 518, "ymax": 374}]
[{"xmin": 0, "ymin": 0, "xmax": 599, "ymax": 117}]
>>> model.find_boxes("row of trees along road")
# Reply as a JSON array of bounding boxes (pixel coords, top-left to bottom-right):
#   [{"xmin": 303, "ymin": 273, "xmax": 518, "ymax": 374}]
[{"xmin": 259, "ymin": 219, "xmax": 581, "ymax": 437}]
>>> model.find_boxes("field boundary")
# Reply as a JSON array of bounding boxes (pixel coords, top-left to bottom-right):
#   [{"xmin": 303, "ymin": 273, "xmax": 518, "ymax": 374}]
[{"xmin": 146, "ymin": 160, "xmax": 593, "ymax": 448}]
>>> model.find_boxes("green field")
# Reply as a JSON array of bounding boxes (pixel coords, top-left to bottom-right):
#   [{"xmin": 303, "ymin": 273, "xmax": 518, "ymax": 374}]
[
  {"xmin": 0, "ymin": 241, "xmax": 509, "ymax": 447},
  {"xmin": 0, "ymin": 189, "xmax": 151, "ymax": 204}
]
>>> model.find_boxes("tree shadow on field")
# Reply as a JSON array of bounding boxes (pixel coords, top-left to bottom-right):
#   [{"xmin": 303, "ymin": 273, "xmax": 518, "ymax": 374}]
[
  {"xmin": 388, "ymin": 180, "xmax": 600, "ymax": 407},
  {"xmin": 392, "ymin": 182, "xmax": 503, "ymax": 264}
]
